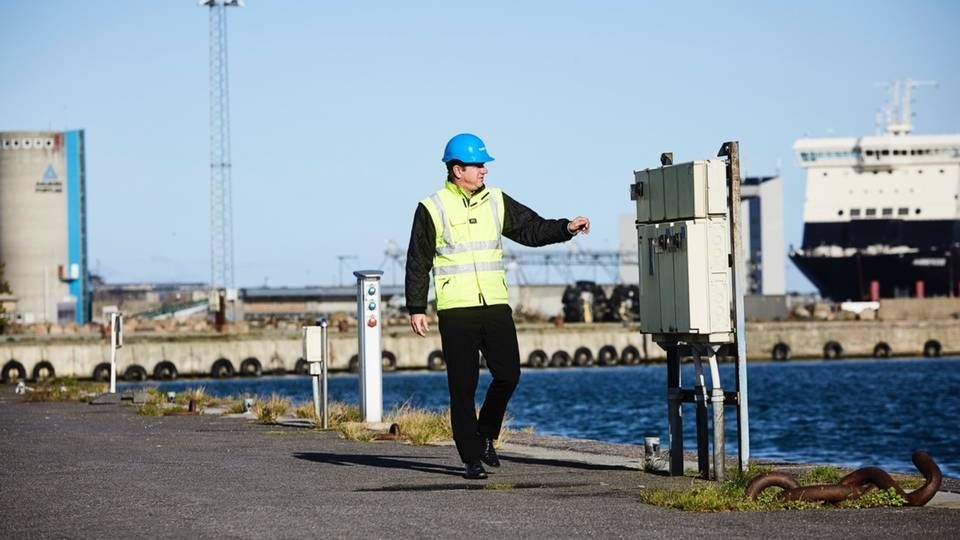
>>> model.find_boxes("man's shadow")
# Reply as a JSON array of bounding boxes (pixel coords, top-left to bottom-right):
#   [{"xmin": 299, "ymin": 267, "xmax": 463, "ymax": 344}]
[
  {"xmin": 292, "ymin": 452, "xmax": 465, "ymax": 477},
  {"xmin": 293, "ymin": 452, "xmax": 634, "ymax": 479}
]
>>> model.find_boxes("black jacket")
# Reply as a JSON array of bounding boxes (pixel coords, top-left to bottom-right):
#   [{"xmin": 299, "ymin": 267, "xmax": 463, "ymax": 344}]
[{"xmin": 405, "ymin": 184, "xmax": 575, "ymax": 314}]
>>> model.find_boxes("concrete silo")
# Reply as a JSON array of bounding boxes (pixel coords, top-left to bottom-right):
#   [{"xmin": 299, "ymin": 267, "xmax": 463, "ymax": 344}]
[{"xmin": 0, "ymin": 130, "xmax": 89, "ymax": 325}]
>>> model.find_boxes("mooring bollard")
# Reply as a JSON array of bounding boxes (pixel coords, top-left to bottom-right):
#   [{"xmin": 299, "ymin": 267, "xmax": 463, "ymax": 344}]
[{"xmin": 354, "ymin": 270, "xmax": 384, "ymax": 424}]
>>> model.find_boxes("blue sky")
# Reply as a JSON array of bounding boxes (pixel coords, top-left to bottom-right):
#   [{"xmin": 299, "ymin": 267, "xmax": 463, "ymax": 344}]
[{"xmin": 2, "ymin": 0, "xmax": 958, "ymax": 290}]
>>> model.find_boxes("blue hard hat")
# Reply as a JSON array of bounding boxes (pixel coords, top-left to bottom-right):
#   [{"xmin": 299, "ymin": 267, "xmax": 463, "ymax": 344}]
[{"xmin": 442, "ymin": 133, "xmax": 495, "ymax": 164}]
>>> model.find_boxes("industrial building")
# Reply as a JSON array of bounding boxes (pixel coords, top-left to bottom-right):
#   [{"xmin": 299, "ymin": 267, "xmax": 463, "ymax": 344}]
[
  {"xmin": 0, "ymin": 130, "xmax": 90, "ymax": 325},
  {"xmin": 741, "ymin": 175, "xmax": 785, "ymax": 295}
]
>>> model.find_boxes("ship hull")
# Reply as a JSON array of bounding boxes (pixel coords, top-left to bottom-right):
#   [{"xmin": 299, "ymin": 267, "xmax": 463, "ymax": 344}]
[{"xmin": 790, "ymin": 248, "xmax": 960, "ymax": 301}]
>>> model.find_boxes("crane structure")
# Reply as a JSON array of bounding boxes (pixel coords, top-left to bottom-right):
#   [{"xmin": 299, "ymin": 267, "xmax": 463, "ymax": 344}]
[
  {"xmin": 385, "ymin": 248, "xmax": 639, "ymax": 285},
  {"xmin": 202, "ymin": 0, "xmax": 242, "ymax": 291}
]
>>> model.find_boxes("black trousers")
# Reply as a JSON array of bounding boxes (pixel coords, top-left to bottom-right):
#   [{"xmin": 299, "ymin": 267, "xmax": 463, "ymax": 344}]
[{"xmin": 437, "ymin": 304, "xmax": 521, "ymax": 463}]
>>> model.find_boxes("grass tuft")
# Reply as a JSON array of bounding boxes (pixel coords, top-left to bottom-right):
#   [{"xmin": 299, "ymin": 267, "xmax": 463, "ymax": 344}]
[
  {"xmin": 252, "ymin": 394, "xmax": 290, "ymax": 424},
  {"xmin": 385, "ymin": 402, "xmax": 453, "ymax": 445}
]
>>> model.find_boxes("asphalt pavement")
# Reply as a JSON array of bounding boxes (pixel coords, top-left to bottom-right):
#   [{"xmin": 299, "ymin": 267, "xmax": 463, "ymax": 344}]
[{"xmin": 1, "ymin": 388, "xmax": 958, "ymax": 539}]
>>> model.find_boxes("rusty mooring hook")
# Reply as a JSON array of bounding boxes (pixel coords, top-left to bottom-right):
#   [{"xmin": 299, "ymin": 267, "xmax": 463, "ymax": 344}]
[{"xmin": 745, "ymin": 451, "xmax": 942, "ymax": 507}]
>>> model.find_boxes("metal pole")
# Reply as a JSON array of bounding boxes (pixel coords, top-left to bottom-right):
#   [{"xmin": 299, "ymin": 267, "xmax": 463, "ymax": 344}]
[
  {"xmin": 708, "ymin": 350, "xmax": 725, "ymax": 482},
  {"xmin": 720, "ymin": 140, "xmax": 750, "ymax": 472},
  {"xmin": 320, "ymin": 318, "xmax": 329, "ymax": 430},
  {"xmin": 666, "ymin": 344, "xmax": 684, "ymax": 476},
  {"xmin": 109, "ymin": 312, "xmax": 121, "ymax": 394},
  {"xmin": 109, "ymin": 338, "xmax": 117, "ymax": 394},
  {"xmin": 693, "ymin": 348, "xmax": 710, "ymax": 479}
]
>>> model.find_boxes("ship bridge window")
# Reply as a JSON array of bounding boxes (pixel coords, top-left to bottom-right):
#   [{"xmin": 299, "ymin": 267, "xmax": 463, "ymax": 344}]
[
  {"xmin": 865, "ymin": 208, "xmax": 877, "ymax": 217},
  {"xmin": 850, "ymin": 208, "xmax": 861, "ymax": 217},
  {"xmin": 881, "ymin": 150, "xmax": 890, "ymax": 156},
  {"xmin": 882, "ymin": 208, "xmax": 893, "ymax": 216},
  {"xmin": 897, "ymin": 207, "xmax": 909, "ymax": 216}
]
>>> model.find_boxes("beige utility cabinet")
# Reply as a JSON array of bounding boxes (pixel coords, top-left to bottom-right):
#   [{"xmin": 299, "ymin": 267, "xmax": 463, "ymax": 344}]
[
  {"xmin": 633, "ymin": 160, "xmax": 727, "ymax": 223},
  {"xmin": 634, "ymin": 160, "xmax": 732, "ymax": 339}
]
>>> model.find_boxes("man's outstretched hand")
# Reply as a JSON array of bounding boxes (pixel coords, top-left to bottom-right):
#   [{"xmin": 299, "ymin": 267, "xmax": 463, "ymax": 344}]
[
  {"xmin": 567, "ymin": 216, "xmax": 591, "ymax": 235},
  {"xmin": 409, "ymin": 313, "xmax": 430, "ymax": 336}
]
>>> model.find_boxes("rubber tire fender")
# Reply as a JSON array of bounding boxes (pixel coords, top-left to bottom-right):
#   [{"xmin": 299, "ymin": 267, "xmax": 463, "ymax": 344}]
[
  {"xmin": 427, "ymin": 350, "xmax": 446, "ymax": 371},
  {"xmin": 597, "ymin": 345, "xmax": 618, "ymax": 366},
  {"xmin": 572, "ymin": 346, "xmax": 594, "ymax": 367},
  {"xmin": 772, "ymin": 342, "xmax": 790, "ymax": 361},
  {"xmin": 527, "ymin": 349, "xmax": 548, "ymax": 368},
  {"xmin": 92, "ymin": 362, "xmax": 111, "ymax": 382},
  {"xmin": 620, "ymin": 345, "xmax": 641, "ymax": 365},
  {"xmin": 32, "ymin": 360, "xmax": 56, "ymax": 381},
  {"xmin": 923, "ymin": 340, "xmax": 942, "ymax": 358},
  {"xmin": 872, "ymin": 342, "xmax": 891, "ymax": 359},
  {"xmin": 210, "ymin": 358, "xmax": 235, "ymax": 379},
  {"xmin": 381, "ymin": 350, "xmax": 398, "ymax": 372},
  {"xmin": 823, "ymin": 341, "xmax": 843, "ymax": 360},
  {"xmin": 2, "ymin": 360, "xmax": 27, "ymax": 383},
  {"xmin": 123, "ymin": 365, "xmax": 148, "ymax": 382},
  {"xmin": 153, "ymin": 361, "xmax": 178, "ymax": 380}
]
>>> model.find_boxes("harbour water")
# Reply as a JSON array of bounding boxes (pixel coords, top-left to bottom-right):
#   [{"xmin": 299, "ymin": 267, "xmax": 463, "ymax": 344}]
[{"xmin": 121, "ymin": 357, "xmax": 960, "ymax": 477}]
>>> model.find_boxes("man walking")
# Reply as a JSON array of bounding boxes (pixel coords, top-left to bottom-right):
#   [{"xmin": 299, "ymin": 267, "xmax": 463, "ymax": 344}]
[{"xmin": 405, "ymin": 133, "xmax": 590, "ymax": 479}]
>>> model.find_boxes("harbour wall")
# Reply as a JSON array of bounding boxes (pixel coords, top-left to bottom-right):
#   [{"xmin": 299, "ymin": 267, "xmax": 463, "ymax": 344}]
[{"xmin": 1, "ymin": 319, "xmax": 957, "ymax": 382}]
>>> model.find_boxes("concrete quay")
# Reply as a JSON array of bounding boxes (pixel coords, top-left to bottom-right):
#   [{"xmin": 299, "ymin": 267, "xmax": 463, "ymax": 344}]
[
  {"xmin": 2, "ymin": 318, "xmax": 958, "ymax": 382},
  {"xmin": 1, "ymin": 390, "xmax": 958, "ymax": 539}
]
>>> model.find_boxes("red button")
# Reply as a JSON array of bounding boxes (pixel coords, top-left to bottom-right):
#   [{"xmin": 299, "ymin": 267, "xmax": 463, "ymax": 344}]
[{"xmin": 367, "ymin": 316, "xmax": 377, "ymax": 328}]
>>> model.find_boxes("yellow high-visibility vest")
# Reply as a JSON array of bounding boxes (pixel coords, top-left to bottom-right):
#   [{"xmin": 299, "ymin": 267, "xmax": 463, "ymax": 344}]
[{"xmin": 420, "ymin": 181, "xmax": 508, "ymax": 311}]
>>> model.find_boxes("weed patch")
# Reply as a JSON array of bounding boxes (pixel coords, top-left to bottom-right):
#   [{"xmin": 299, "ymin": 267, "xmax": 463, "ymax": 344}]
[
  {"xmin": 252, "ymin": 394, "xmax": 290, "ymax": 424},
  {"xmin": 20, "ymin": 378, "xmax": 106, "ymax": 402},
  {"xmin": 639, "ymin": 464, "xmax": 910, "ymax": 512}
]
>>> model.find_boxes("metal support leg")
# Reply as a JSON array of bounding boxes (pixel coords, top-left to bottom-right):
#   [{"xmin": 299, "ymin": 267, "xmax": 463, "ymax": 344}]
[
  {"xmin": 693, "ymin": 349, "xmax": 710, "ymax": 479},
  {"xmin": 666, "ymin": 345, "xmax": 684, "ymax": 476},
  {"xmin": 708, "ymin": 352, "xmax": 725, "ymax": 482}
]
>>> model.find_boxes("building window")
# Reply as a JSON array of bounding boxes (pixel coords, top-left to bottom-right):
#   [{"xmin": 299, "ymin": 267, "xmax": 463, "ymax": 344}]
[
  {"xmin": 865, "ymin": 208, "xmax": 877, "ymax": 217},
  {"xmin": 850, "ymin": 208, "xmax": 861, "ymax": 217},
  {"xmin": 882, "ymin": 208, "xmax": 893, "ymax": 216},
  {"xmin": 897, "ymin": 207, "xmax": 909, "ymax": 216}
]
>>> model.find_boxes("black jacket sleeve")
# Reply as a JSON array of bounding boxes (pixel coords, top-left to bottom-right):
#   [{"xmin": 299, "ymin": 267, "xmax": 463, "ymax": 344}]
[
  {"xmin": 501, "ymin": 192, "xmax": 576, "ymax": 247},
  {"xmin": 404, "ymin": 203, "xmax": 435, "ymax": 314}
]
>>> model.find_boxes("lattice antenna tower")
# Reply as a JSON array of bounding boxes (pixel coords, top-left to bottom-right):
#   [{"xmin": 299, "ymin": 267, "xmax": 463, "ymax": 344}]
[{"xmin": 202, "ymin": 0, "xmax": 243, "ymax": 290}]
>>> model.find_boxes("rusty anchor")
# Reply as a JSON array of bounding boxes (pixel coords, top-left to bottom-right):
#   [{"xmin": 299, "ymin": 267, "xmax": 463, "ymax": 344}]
[{"xmin": 745, "ymin": 450, "xmax": 942, "ymax": 507}]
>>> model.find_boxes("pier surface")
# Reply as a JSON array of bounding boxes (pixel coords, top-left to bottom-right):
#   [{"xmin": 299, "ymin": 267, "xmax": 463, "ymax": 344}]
[{"xmin": 1, "ymin": 391, "xmax": 958, "ymax": 539}]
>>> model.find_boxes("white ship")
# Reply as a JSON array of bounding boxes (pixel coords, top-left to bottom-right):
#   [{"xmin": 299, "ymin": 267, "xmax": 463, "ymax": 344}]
[{"xmin": 790, "ymin": 79, "xmax": 960, "ymax": 300}]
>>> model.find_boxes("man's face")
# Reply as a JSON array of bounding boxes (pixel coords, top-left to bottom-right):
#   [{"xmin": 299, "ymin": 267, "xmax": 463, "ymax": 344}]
[{"xmin": 453, "ymin": 163, "xmax": 487, "ymax": 194}]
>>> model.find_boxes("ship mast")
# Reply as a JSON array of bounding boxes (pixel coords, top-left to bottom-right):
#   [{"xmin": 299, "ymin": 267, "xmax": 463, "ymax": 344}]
[{"xmin": 879, "ymin": 79, "xmax": 936, "ymax": 136}]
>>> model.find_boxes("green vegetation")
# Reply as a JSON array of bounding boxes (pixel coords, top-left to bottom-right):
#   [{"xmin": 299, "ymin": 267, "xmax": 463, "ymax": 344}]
[
  {"xmin": 21, "ymin": 378, "xmax": 106, "ymax": 402},
  {"xmin": 639, "ymin": 465, "xmax": 910, "ymax": 512}
]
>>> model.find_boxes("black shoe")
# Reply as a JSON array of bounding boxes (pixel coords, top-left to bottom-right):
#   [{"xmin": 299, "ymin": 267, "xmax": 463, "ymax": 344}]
[
  {"xmin": 464, "ymin": 461, "xmax": 488, "ymax": 480},
  {"xmin": 480, "ymin": 437, "xmax": 501, "ymax": 468}
]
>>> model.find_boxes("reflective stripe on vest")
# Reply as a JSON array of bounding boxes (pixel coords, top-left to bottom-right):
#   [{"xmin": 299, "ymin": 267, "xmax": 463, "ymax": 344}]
[{"xmin": 421, "ymin": 183, "xmax": 508, "ymax": 310}]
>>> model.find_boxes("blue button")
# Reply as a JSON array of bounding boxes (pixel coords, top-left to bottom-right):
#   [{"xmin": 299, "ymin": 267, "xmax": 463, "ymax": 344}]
[
  {"xmin": 367, "ymin": 286, "xmax": 376, "ymax": 296},
  {"xmin": 368, "ymin": 302, "xmax": 376, "ymax": 311}
]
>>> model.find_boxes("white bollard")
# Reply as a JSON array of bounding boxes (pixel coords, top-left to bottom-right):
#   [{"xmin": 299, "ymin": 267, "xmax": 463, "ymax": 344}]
[
  {"xmin": 354, "ymin": 270, "xmax": 384, "ymax": 424},
  {"xmin": 109, "ymin": 313, "xmax": 123, "ymax": 394}
]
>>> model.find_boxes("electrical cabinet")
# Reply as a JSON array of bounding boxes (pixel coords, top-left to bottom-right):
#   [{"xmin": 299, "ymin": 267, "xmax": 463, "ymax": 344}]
[
  {"xmin": 633, "ymin": 160, "xmax": 727, "ymax": 223},
  {"xmin": 633, "ymin": 159, "xmax": 733, "ymax": 339}
]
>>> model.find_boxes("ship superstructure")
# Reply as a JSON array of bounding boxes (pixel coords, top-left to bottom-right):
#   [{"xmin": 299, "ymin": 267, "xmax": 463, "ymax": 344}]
[{"xmin": 790, "ymin": 80, "xmax": 960, "ymax": 300}]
